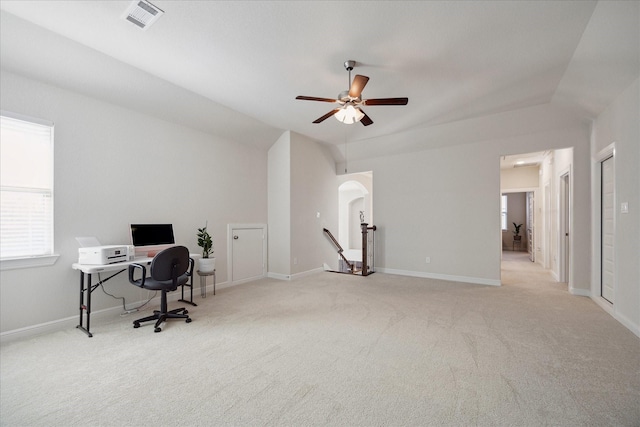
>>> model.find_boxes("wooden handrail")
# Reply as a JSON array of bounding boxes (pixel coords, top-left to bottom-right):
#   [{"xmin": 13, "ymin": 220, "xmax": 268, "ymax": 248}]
[{"xmin": 323, "ymin": 228, "xmax": 354, "ymax": 272}]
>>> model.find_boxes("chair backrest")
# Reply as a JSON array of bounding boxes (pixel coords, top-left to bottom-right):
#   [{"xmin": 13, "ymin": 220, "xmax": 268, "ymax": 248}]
[{"xmin": 150, "ymin": 246, "xmax": 189, "ymax": 282}]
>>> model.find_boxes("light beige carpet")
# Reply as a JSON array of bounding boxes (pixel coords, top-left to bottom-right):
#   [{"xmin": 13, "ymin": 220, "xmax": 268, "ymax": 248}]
[{"xmin": 1, "ymin": 255, "xmax": 639, "ymax": 426}]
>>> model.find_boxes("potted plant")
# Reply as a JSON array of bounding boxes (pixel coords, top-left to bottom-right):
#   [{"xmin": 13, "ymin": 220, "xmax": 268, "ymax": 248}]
[
  {"xmin": 197, "ymin": 223, "xmax": 215, "ymax": 273},
  {"xmin": 513, "ymin": 223, "xmax": 523, "ymax": 241}
]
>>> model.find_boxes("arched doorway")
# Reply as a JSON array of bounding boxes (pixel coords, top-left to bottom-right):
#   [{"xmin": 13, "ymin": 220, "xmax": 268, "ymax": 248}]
[{"xmin": 338, "ymin": 173, "xmax": 372, "ymax": 257}]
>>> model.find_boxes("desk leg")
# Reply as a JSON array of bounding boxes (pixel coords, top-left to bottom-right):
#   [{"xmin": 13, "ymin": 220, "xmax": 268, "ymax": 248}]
[
  {"xmin": 179, "ymin": 274, "xmax": 197, "ymax": 306},
  {"xmin": 76, "ymin": 272, "xmax": 93, "ymax": 337}
]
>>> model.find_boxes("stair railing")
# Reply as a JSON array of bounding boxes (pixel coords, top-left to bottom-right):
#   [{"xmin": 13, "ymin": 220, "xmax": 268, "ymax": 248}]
[{"xmin": 323, "ymin": 228, "xmax": 355, "ymax": 272}]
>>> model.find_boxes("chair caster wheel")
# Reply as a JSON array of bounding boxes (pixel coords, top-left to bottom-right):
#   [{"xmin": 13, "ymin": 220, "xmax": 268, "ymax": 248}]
[
  {"xmin": 133, "ymin": 322, "xmax": 140, "ymax": 328},
  {"xmin": 186, "ymin": 318, "xmax": 192, "ymax": 323},
  {"xmin": 183, "ymin": 310, "xmax": 189, "ymax": 315},
  {"xmin": 154, "ymin": 327, "xmax": 162, "ymax": 333}
]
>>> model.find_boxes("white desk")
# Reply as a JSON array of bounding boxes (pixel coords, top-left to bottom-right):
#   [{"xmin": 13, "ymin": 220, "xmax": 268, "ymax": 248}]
[{"xmin": 72, "ymin": 255, "xmax": 197, "ymax": 337}]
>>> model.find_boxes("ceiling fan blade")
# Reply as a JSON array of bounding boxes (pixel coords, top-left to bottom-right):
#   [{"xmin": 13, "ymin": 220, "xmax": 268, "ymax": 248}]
[
  {"xmin": 363, "ymin": 98, "xmax": 409, "ymax": 106},
  {"xmin": 349, "ymin": 75, "xmax": 370, "ymax": 98},
  {"xmin": 359, "ymin": 109, "xmax": 373, "ymax": 126},
  {"xmin": 313, "ymin": 109, "xmax": 341, "ymax": 124},
  {"xmin": 296, "ymin": 96, "xmax": 338, "ymax": 103}
]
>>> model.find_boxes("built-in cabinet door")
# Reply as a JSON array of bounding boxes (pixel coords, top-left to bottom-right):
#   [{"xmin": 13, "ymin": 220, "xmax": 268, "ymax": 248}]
[
  {"xmin": 230, "ymin": 225, "xmax": 266, "ymax": 284},
  {"xmin": 601, "ymin": 156, "xmax": 615, "ymax": 303}
]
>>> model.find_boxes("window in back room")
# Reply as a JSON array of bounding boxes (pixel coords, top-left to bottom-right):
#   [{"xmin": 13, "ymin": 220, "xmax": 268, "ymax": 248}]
[{"xmin": 0, "ymin": 112, "xmax": 55, "ymax": 265}]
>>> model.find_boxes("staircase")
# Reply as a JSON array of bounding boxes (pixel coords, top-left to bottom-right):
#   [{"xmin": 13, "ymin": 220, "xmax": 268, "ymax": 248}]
[{"xmin": 323, "ymin": 224, "xmax": 376, "ymax": 276}]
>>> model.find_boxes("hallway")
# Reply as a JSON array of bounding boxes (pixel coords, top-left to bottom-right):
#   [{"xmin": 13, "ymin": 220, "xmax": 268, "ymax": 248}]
[{"xmin": 501, "ymin": 250, "xmax": 567, "ymax": 293}]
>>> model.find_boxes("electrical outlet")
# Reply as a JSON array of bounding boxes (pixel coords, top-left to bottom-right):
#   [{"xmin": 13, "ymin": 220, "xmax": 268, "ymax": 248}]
[{"xmin": 425, "ymin": 257, "xmax": 431, "ymax": 264}]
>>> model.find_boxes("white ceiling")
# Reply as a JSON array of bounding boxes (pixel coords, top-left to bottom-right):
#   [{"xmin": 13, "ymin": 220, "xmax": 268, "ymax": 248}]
[{"xmin": 1, "ymin": 1, "xmax": 638, "ymax": 162}]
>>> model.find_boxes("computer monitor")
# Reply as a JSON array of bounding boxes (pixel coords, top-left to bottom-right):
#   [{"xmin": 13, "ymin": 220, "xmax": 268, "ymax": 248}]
[{"xmin": 129, "ymin": 224, "xmax": 175, "ymax": 257}]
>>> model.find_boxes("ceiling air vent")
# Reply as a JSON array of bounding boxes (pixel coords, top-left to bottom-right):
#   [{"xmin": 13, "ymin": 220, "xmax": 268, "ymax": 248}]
[{"xmin": 123, "ymin": 0, "xmax": 164, "ymax": 30}]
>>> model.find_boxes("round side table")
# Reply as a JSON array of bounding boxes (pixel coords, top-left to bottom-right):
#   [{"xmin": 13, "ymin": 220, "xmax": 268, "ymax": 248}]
[{"xmin": 197, "ymin": 269, "xmax": 216, "ymax": 297}]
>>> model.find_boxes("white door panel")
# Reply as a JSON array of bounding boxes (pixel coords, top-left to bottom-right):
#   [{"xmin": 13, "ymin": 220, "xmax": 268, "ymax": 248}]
[
  {"xmin": 229, "ymin": 225, "xmax": 266, "ymax": 283},
  {"xmin": 601, "ymin": 157, "xmax": 614, "ymax": 303}
]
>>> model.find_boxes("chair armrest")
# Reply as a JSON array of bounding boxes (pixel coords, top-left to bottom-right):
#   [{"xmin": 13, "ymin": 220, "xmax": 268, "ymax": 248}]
[{"xmin": 128, "ymin": 263, "xmax": 147, "ymax": 287}]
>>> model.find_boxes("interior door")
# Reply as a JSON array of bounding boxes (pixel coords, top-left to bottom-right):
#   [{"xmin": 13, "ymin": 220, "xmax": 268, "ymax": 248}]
[
  {"xmin": 601, "ymin": 156, "xmax": 615, "ymax": 303},
  {"xmin": 230, "ymin": 226, "xmax": 266, "ymax": 283},
  {"xmin": 560, "ymin": 173, "xmax": 570, "ymax": 283},
  {"xmin": 526, "ymin": 191, "xmax": 534, "ymax": 262}
]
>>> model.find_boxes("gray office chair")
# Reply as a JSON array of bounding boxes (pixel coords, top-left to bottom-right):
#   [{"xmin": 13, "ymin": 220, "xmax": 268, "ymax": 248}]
[{"xmin": 128, "ymin": 245, "xmax": 194, "ymax": 332}]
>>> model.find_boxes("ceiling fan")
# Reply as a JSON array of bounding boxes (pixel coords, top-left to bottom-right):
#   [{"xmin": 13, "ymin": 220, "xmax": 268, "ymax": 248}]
[{"xmin": 296, "ymin": 60, "xmax": 408, "ymax": 126}]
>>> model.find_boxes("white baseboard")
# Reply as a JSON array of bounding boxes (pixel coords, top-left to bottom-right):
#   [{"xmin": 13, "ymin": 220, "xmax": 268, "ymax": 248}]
[
  {"xmin": 268, "ymin": 267, "xmax": 324, "ymax": 281},
  {"xmin": 569, "ymin": 287, "xmax": 590, "ymax": 296},
  {"xmin": 0, "ymin": 285, "xmax": 213, "ymax": 344},
  {"xmin": 592, "ymin": 296, "xmax": 640, "ymax": 338},
  {"xmin": 0, "ymin": 303, "xmax": 124, "ymax": 344},
  {"xmin": 268, "ymin": 272, "xmax": 292, "ymax": 280},
  {"xmin": 291, "ymin": 267, "xmax": 323, "ymax": 280},
  {"xmin": 377, "ymin": 268, "xmax": 501, "ymax": 287}
]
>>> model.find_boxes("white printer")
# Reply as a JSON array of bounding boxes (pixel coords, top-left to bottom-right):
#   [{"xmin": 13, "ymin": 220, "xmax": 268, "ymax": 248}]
[{"xmin": 78, "ymin": 245, "xmax": 129, "ymax": 265}]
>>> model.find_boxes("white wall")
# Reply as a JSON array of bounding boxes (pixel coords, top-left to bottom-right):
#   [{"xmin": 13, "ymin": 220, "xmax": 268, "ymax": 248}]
[
  {"xmin": 290, "ymin": 132, "xmax": 339, "ymax": 275},
  {"xmin": 501, "ymin": 166, "xmax": 539, "ymax": 189},
  {"xmin": 267, "ymin": 131, "xmax": 339, "ymax": 277},
  {"xmin": 267, "ymin": 132, "xmax": 291, "ymax": 276},
  {"xmin": 591, "ymin": 78, "xmax": 640, "ymax": 336},
  {"xmin": 0, "ymin": 71, "xmax": 269, "ymax": 333},
  {"xmin": 341, "ymin": 125, "xmax": 590, "ymax": 288}
]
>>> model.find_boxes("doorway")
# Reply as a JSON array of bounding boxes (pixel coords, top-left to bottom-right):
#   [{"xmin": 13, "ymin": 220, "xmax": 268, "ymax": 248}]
[
  {"xmin": 500, "ymin": 149, "xmax": 574, "ymax": 287},
  {"xmin": 338, "ymin": 172, "xmax": 373, "ymax": 261}
]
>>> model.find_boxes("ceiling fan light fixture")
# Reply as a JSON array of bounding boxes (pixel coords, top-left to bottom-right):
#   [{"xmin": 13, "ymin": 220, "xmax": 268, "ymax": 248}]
[{"xmin": 334, "ymin": 104, "xmax": 364, "ymax": 124}]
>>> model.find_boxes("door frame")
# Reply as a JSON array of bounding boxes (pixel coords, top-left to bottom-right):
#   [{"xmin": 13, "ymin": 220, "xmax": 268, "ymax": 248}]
[
  {"xmin": 227, "ymin": 223, "xmax": 267, "ymax": 284},
  {"xmin": 559, "ymin": 169, "xmax": 571, "ymax": 284},
  {"xmin": 592, "ymin": 143, "xmax": 616, "ymax": 306},
  {"xmin": 500, "ymin": 188, "xmax": 538, "ymax": 254}
]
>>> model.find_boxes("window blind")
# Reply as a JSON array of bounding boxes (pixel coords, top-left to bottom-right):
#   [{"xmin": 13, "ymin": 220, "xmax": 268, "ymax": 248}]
[{"xmin": 0, "ymin": 113, "xmax": 54, "ymax": 259}]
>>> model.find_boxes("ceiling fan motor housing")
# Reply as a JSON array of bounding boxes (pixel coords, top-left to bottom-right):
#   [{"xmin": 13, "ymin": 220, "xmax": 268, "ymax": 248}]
[{"xmin": 338, "ymin": 90, "xmax": 360, "ymax": 104}]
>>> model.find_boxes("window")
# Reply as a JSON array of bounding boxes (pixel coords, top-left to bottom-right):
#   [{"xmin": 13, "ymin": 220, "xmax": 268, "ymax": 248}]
[
  {"xmin": 1, "ymin": 112, "xmax": 57, "ymax": 269},
  {"xmin": 501, "ymin": 195, "xmax": 508, "ymax": 230}
]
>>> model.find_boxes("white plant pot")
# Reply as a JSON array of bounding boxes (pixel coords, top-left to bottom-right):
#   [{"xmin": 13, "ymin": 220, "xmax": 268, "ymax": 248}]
[{"xmin": 198, "ymin": 257, "xmax": 216, "ymax": 273}]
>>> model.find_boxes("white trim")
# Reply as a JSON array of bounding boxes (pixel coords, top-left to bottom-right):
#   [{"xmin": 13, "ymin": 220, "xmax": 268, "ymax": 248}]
[
  {"xmin": 591, "ymin": 142, "xmax": 616, "ymax": 302},
  {"xmin": 0, "ymin": 254, "xmax": 60, "ymax": 270},
  {"xmin": 0, "ymin": 109, "xmax": 54, "ymax": 127},
  {"xmin": 558, "ymin": 167, "xmax": 572, "ymax": 286},
  {"xmin": 592, "ymin": 295, "xmax": 640, "ymax": 338},
  {"xmin": 268, "ymin": 267, "xmax": 323, "ymax": 281},
  {"xmin": 569, "ymin": 287, "xmax": 590, "ymax": 297},
  {"xmin": 0, "ymin": 281, "xmax": 232, "ymax": 343},
  {"xmin": 377, "ymin": 268, "xmax": 501, "ymax": 286},
  {"xmin": 501, "ymin": 187, "xmax": 539, "ymax": 194},
  {"xmin": 291, "ymin": 267, "xmax": 323, "ymax": 280},
  {"xmin": 268, "ymin": 272, "xmax": 291, "ymax": 280}
]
